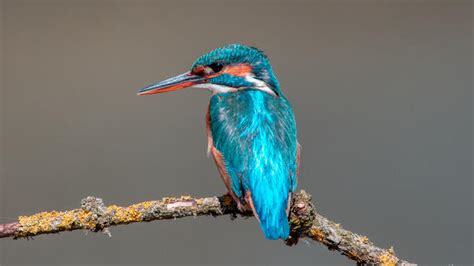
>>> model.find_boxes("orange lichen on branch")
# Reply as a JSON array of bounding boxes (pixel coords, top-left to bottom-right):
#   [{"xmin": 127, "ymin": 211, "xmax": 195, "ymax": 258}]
[
  {"xmin": 308, "ymin": 227, "xmax": 325, "ymax": 242},
  {"xmin": 2, "ymin": 191, "xmax": 412, "ymax": 265},
  {"xmin": 107, "ymin": 205, "xmax": 142, "ymax": 224},
  {"xmin": 16, "ymin": 209, "xmax": 97, "ymax": 238},
  {"xmin": 379, "ymin": 250, "xmax": 399, "ymax": 266},
  {"xmin": 138, "ymin": 201, "xmax": 157, "ymax": 210},
  {"xmin": 13, "ymin": 195, "xmax": 226, "ymax": 239}
]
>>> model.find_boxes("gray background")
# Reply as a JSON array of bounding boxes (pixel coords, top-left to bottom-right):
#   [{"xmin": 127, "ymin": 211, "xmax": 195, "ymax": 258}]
[{"xmin": 0, "ymin": 0, "xmax": 472, "ymax": 265}]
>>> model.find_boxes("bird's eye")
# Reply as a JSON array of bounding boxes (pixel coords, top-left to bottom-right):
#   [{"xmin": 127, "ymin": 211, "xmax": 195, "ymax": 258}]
[{"xmin": 208, "ymin": 62, "xmax": 224, "ymax": 73}]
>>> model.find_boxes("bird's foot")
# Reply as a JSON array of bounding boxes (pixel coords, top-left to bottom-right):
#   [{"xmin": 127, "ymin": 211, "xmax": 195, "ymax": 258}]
[
  {"xmin": 236, "ymin": 201, "xmax": 250, "ymax": 213},
  {"xmin": 224, "ymin": 191, "xmax": 248, "ymax": 212}
]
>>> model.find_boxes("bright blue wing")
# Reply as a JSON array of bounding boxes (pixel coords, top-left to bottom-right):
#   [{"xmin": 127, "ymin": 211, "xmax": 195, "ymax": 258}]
[{"xmin": 209, "ymin": 90, "xmax": 298, "ymax": 239}]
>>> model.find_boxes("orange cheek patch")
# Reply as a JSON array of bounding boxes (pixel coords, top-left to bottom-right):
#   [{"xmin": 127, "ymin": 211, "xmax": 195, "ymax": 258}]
[
  {"xmin": 223, "ymin": 64, "xmax": 252, "ymax": 77},
  {"xmin": 198, "ymin": 64, "xmax": 253, "ymax": 79}
]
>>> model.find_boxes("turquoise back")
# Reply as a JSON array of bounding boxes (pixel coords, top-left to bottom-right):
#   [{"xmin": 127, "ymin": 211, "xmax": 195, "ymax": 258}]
[{"xmin": 209, "ymin": 89, "xmax": 297, "ymax": 239}]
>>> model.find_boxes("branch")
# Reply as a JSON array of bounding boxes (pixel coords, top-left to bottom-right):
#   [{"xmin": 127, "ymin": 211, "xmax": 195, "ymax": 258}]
[{"xmin": 0, "ymin": 191, "xmax": 412, "ymax": 265}]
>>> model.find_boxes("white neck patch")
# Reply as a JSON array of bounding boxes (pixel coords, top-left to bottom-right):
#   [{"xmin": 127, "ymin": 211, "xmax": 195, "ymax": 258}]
[
  {"xmin": 191, "ymin": 84, "xmax": 238, "ymax": 94},
  {"xmin": 244, "ymin": 75, "xmax": 277, "ymax": 96},
  {"xmin": 192, "ymin": 74, "xmax": 276, "ymax": 96}
]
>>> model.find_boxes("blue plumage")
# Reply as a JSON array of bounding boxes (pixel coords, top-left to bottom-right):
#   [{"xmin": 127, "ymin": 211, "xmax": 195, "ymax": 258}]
[
  {"xmin": 209, "ymin": 90, "xmax": 297, "ymax": 239},
  {"xmin": 138, "ymin": 44, "xmax": 299, "ymax": 240}
]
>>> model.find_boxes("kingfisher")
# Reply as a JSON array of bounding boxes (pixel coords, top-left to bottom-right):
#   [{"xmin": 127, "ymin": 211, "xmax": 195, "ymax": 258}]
[{"xmin": 138, "ymin": 44, "xmax": 300, "ymax": 240}]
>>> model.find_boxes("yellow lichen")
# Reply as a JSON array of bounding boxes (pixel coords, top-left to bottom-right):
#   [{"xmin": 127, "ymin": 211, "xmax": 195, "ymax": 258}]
[
  {"xmin": 358, "ymin": 235, "xmax": 369, "ymax": 244},
  {"xmin": 15, "ymin": 203, "xmax": 149, "ymax": 238},
  {"xmin": 129, "ymin": 201, "xmax": 156, "ymax": 213},
  {"xmin": 309, "ymin": 228, "xmax": 325, "ymax": 242},
  {"xmin": 195, "ymin": 198, "xmax": 204, "ymax": 205},
  {"xmin": 58, "ymin": 211, "xmax": 76, "ymax": 230},
  {"xmin": 78, "ymin": 210, "xmax": 98, "ymax": 229},
  {"xmin": 108, "ymin": 205, "xmax": 142, "ymax": 224},
  {"xmin": 18, "ymin": 211, "xmax": 55, "ymax": 236},
  {"xmin": 17, "ymin": 210, "xmax": 90, "ymax": 237},
  {"xmin": 379, "ymin": 251, "xmax": 397, "ymax": 266},
  {"xmin": 289, "ymin": 215, "xmax": 300, "ymax": 226},
  {"xmin": 347, "ymin": 250, "xmax": 359, "ymax": 260},
  {"xmin": 140, "ymin": 201, "xmax": 156, "ymax": 210},
  {"xmin": 180, "ymin": 195, "xmax": 192, "ymax": 201}
]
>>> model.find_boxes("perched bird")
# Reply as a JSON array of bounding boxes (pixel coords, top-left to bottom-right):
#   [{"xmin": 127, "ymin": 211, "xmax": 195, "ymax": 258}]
[{"xmin": 138, "ymin": 44, "xmax": 300, "ymax": 240}]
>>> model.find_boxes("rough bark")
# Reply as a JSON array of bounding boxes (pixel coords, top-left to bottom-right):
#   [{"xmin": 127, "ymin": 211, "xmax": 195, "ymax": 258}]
[{"xmin": 0, "ymin": 190, "xmax": 412, "ymax": 265}]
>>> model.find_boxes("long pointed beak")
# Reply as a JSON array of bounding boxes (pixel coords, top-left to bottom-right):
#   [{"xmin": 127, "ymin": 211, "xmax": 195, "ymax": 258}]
[{"xmin": 137, "ymin": 72, "xmax": 205, "ymax": 95}]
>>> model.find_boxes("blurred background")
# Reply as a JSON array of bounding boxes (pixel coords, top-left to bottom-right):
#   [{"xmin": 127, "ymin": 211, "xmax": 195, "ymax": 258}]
[{"xmin": 0, "ymin": 0, "xmax": 472, "ymax": 265}]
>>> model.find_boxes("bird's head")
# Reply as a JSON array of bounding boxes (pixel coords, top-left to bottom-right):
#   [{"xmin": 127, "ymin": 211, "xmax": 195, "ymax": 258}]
[{"xmin": 138, "ymin": 44, "xmax": 281, "ymax": 97}]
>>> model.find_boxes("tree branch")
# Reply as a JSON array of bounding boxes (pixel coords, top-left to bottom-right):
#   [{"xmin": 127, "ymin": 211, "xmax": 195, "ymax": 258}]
[{"xmin": 0, "ymin": 190, "xmax": 412, "ymax": 265}]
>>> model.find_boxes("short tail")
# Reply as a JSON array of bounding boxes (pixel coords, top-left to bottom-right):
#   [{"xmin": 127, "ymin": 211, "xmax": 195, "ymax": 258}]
[
  {"xmin": 260, "ymin": 207, "xmax": 290, "ymax": 240},
  {"xmin": 250, "ymin": 192, "xmax": 290, "ymax": 240}
]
